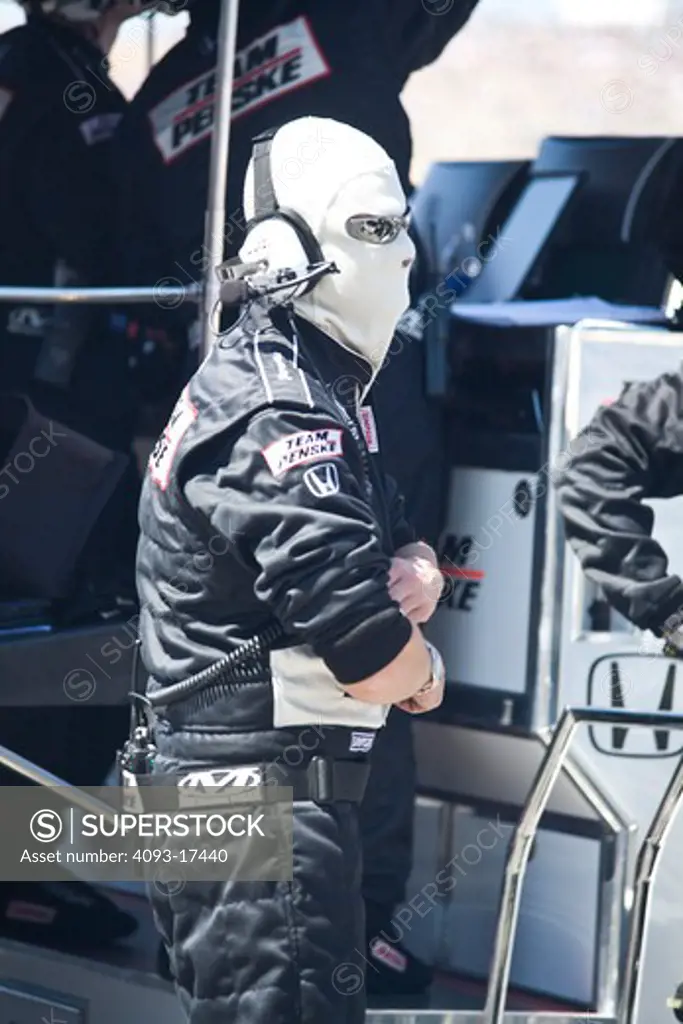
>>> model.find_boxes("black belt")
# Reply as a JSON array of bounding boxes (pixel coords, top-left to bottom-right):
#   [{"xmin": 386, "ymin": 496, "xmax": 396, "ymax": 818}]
[
  {"xmin": 292, "ymin": 756, "xmax": 370, "ymax": 803},
  {"xmin": 129, "ymin": 756, "xmax": 370, "ymax": 806}
]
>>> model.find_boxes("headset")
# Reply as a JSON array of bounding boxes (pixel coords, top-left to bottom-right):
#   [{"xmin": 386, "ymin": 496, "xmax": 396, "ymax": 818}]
[{"xmin": 217, "ymin": 127, "xmax": 339, "ymax": 307}]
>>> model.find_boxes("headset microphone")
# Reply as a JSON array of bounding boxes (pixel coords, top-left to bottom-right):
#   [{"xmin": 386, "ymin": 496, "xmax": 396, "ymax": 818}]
[
  {"xmin": 218, "ymin": 278, "xmax": 251, "ymax": 306},
  {"xmin": 216, "ymin": 258, "xmax": 338, "ymax": 307}
]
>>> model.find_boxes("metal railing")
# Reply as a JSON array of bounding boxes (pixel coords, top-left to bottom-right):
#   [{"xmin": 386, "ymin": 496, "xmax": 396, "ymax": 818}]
[
  {"xmin": 0, "ymin": 743, "xmax": 117, "ymax": 822},
  {"xmin": 482, "ymin": 705, "xmax": 683, "ymax": 1024},
  {"xmin": 0, "ymin": 285, "xmax": 200, "ymax": 304}
]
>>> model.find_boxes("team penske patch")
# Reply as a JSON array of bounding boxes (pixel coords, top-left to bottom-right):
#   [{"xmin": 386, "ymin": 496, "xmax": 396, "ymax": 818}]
[
  {"xmin": 262, "ymin": 428, "xmax": 343, "ymax": 478},
  {"xmin": 148, "ymin": 386, "xmax": 198, "ymax": 490},
  {"xmin": 359, "ymin": 406, "xmax": 379, "ymax": 453},
  {"xmin": 150, "ymin": 16, "xmax": 330, "ymax": 164}
]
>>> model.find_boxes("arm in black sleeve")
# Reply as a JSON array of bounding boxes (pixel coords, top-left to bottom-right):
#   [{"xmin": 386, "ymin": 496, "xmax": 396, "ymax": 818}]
[
  {"xmin": 372, "ymin": 0, "xmax": 481, "ymax": 86},
  {"xmin": 111, "ymin": 108, "xmax": 194, "ymax": 395},
  {"xmin": 384, "ymin": 472, "xmax": 418, "ymax": 551},
  {"xmin": 113, "ymin": 103, "xmax": 174, "ymax": 288},
  {"xmin": 23, "ymin": 104, "xmax": 122, "ymax": 285},
  {"xmin": 184, "ymin": 406, "xmax": 412, "ymax": 684},
  {"xmin": 554, "ymin": 372, "xmax": 683, "ymax": 634}
]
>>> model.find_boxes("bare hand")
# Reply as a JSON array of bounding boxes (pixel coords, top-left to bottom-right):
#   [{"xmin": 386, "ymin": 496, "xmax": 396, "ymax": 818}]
[
  {"xmin": 388, "ymin": 555, "xmax": 443, "ymax": 625},
  {"xmin": 396, "ymin": 676, "xmax": 445, "ymax": 715}
]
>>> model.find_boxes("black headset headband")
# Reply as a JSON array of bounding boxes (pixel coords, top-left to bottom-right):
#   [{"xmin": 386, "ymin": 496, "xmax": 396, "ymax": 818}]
[{"xmin": 247, "ymin": 127, "xmax": 326, "ymax": 268}]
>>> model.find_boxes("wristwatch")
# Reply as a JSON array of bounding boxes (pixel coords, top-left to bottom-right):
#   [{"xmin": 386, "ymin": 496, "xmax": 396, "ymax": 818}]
[
  {"xmin": 414, "ymin": 641, "xmax": 446, "ymax": 697},
  {"xmin": 663, "ymin": 625, "xmax": 683, "ymax": 657}
]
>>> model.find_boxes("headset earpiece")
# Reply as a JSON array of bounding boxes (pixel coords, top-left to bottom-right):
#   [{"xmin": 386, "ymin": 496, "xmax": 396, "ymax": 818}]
[
  {"xmin": 245, "ymin": 209, "xmax": 325, "ymax": 268},
  {"xmin": 243, "ymin": 127, "xmax": 329, "ymax": 295}
]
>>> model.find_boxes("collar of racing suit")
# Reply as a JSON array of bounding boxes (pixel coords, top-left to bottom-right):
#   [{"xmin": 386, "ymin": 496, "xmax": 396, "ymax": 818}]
[
  {"xmin": 262, "ymin": 303, "xmax": 375, "ymax": 410},
  {"xmin": 27, "ymin": 13, "xmax": 110, "ymax": 67}
]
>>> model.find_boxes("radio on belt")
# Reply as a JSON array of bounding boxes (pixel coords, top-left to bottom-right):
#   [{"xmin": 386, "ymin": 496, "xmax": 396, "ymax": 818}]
[{"xmin": 117, "ymin": 722, "xmax": 157, "ymax": 787}]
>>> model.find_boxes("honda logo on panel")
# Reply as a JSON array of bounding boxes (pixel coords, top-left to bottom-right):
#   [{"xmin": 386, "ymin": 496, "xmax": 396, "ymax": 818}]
[{"xmin": 587, "ymin": 653, "xmax": 683, "ymax": 759}]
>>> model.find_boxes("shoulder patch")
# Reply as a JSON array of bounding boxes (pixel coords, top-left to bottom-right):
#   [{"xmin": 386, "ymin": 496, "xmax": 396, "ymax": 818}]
[
  {"xmin": 359, "ymin": 406, "xmax": 379, "ymax": 453},
  {"xmin": 148, "ymin": 386, "xmax": 198, "ymax": 490},
  {"xmin": 79, "ymin": 112, "xmax": 122, "ymax": 146},
  {"xmin": 262, "ymin": 428, "xmax": 343, "ymax": 478}
]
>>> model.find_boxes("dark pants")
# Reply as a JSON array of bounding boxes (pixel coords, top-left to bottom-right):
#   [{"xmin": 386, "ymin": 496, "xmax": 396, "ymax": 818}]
[
  {"xmin": 361, "ymin": 327, "xmax": 449, "ymax": 928},
  {"xmin": 150, "ymin": 799, "xmax": 367, "ymax": 1024},
  {"xmin": 359, "ymin": 708, "xmax": 416, "ymax": 920}
]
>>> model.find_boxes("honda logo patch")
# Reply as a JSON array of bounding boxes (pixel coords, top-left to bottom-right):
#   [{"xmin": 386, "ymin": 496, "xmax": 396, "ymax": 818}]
[
  {"xmin": 587, "ymin": 653, "xmax": 683, "ymax": 758},
  {"xmin": 303, "ymin": 462, "xmax": 340, "ymax": 498}
]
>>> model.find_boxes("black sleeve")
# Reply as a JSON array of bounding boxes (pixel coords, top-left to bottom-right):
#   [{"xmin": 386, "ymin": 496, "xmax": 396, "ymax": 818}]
[
  {"xmin": 385, "ymin": 472, "xmax": 418, "ymax": 551},
  {"xmin": 554, "ymin": 372, "xmax": 683, "ymax": 634},
  {"xmin": 111, "ymin": 105, "xmax": 194, "ymax": 391},
  {"xmin": 373, "ymin": 0, "xmax": 480, "ymax": 85},
  {"xmin": 184, "ymin": 406, "xmax": 413, "ymax": 684},
  {"xmin": 113, "ymin": 104, "xmax": 176, "ymax": 289},
  {"xmin": 23, "ymin": 105, "xmax": 121, "ymax": 284}
]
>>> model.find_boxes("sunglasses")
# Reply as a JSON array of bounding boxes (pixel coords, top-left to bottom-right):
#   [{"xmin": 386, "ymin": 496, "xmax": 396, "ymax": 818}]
[{"xmin": 345, "ymin": 213, "xmax": 410, "ymax": 245}]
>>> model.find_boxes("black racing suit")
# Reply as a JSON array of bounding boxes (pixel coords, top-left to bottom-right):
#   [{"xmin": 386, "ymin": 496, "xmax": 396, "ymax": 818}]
[
  {"xmin": 555, "ymin": 370, "xmax": 683, "ymax": 634},
  {"xmin": 136, "ymin": 302, "xmax": 420, "ymax": 1023},
  {"xmin": 116, "ymin": 0, "xmax": 476, "ymax": 937}
]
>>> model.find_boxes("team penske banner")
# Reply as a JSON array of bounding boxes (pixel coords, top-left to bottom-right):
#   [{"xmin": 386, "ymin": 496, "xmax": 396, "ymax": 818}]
[{"xmin": 150, "ymin": 17, "xmax": 330, "ymax": 164}]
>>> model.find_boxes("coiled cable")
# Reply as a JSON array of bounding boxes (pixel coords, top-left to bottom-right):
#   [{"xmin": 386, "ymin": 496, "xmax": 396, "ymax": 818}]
[{"xmin": 145, "ymin": 621, "xmax": 286, "ymax": 710}]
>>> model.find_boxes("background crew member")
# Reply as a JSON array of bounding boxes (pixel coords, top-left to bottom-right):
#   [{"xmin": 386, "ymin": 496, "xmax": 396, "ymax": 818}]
[
  {"xmin": 135, "ymin": 116, "xmax": 446, "ymax": 1024},
  {"xmin": 116, "ymin": 0, "xmax": 479, "ymax": 989},
  {"xmin": 555, "ymin": 369, "xmax": 683, "ymax": 643},
  {"xmin": 0, "ymin": 0, "xmax": 146, "ymax": 947}
]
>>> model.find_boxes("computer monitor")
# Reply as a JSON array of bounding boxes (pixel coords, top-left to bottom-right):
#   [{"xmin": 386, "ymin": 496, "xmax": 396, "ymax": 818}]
[
  {"xmin": 409, "ymin": 161, "xmax": 529, "ymax": 285},
  {"xmin": 523, "ymin": 136, "xmax": 683, "ymax": 304},
  {"xmin": 460, "ymin": 173, "xmax": 581, "ymax": 304},
  {"xmin": 534, "ymin": 136, "xmax": 683, "ymax": 244}
]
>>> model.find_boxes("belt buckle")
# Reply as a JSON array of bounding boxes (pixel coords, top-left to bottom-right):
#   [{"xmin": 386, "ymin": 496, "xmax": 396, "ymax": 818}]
[{"xmin": 306, "ymin": 756, "xmax": 334, "ymax": 802}]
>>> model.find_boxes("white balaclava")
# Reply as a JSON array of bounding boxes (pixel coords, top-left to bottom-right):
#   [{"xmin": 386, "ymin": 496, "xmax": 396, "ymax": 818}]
[{"xmin": 239, "ymin": 117, "xmax": 415, "ymax": 390}]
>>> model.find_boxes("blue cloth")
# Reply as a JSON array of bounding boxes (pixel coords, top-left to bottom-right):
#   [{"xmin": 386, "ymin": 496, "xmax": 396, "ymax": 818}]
[{"xmin": 450, "ymin": 296, "xmax": 670, "ymax": 328}]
